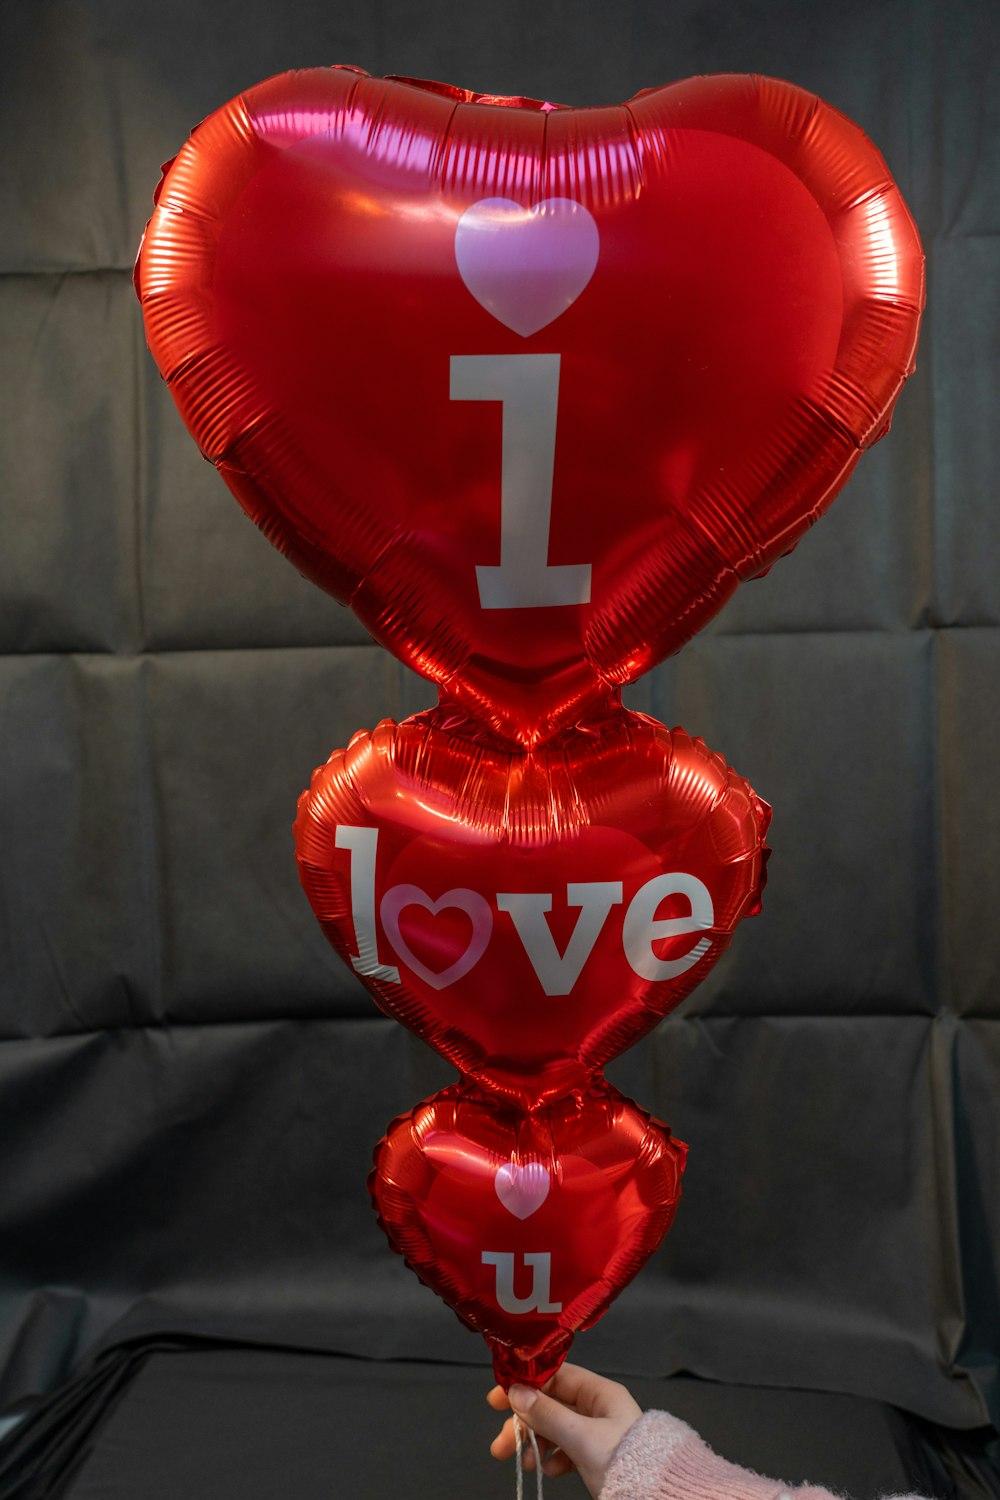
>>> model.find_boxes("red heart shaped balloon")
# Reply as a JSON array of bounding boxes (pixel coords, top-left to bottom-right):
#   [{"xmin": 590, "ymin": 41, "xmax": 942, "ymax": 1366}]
[
  {"xmin": 295, "ymin": 709, "xmax": 769, "ymax": 1108},
  {"xmin": 137, "ymin": 68, "xmax": 923, "ymax": 746},
  {"xmin": 370, "ymin": 1081, "xmax": 686, "ymax": 1387}
]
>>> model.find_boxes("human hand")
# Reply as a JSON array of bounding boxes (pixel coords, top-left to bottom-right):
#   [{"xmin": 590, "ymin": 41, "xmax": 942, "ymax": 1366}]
[{"xmin": 488, "ymin": 1363, "xmax": 642, "ymax": 1498}]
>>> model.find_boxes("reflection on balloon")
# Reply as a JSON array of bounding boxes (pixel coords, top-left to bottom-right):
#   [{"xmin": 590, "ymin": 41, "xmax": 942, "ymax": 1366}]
[
  {"xmin": 370, "ymin": 1079, "xmax": 687, "ymax": 1388},
  {"xmin": 295, "ymin": 708, "xmax": 770, "ymax": 1109},
  {"xmin": 138, "ymin": 64, "xmax": 921, "ymax": 1385},
  {"xmin": 137, "ymin": 66, "xmax": 924, "ymax": 747}
]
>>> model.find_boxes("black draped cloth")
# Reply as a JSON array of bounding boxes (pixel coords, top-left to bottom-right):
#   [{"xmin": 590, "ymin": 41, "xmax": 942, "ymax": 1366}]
[{"xmin": 1, "ymin": 0, "xmax": 998, "ymax": 1495}]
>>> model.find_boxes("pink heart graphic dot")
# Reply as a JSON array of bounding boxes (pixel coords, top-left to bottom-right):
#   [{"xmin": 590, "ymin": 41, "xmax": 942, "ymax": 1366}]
[
  {"xmin": 495, "ymin": 1161, "xmax": 551, "ymax": 1220},
  {"xmin": 455, "ymin": 197, "xmax": 600, "ymax": 337},
  {"xmin": 380, "ymin": 884, "xmax": 493, "ymax": 991}
]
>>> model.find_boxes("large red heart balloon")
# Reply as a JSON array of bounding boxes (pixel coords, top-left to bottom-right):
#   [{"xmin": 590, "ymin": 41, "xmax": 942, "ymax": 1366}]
[
  {"xmin": 295, "ymin": 708, "xmax": 769, "ymax": 1108},
  {"xmin": 370, "ymin": 1080, "xmax": 686, "ymax": 1387},
  {"xmin": 137, "ymin": 68, "xmax": 923, "ymax": 746}
]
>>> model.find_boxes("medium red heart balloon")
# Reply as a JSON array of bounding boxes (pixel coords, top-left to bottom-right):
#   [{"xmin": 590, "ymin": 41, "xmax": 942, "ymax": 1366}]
[
  {"xmin": 295, "ymin": 708, "xmax": 769, "ymax": 1108},
  {"xmin": 137, "ymin": 68, "xmax": 923, "ymax": 746},
  {"xmin": 370, "ymin": 1080, "xmax": 686, "ymax": 1387}
]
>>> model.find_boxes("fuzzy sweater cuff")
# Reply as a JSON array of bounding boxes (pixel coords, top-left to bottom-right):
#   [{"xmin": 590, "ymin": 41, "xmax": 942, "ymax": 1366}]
[{"xmin": 599, "ymin": 1410, "xmax": 927, "ymax": 1500}]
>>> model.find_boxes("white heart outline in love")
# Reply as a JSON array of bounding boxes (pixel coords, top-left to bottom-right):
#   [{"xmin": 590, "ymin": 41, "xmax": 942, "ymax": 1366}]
[
  {"xmin": 495, "ymin": 1161, "xmax": 551, "ymax": 1220},
  {"xmin": 380, "ymin": 884, "xmax": 493, "ymax": 991},
  {"xmin": 455, "ymin": 197, "xmax": 600, "ymax": 338}
]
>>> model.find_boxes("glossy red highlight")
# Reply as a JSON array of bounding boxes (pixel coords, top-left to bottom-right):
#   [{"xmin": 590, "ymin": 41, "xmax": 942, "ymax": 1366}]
[
  {"xmin": 295, "ymin": 708, "xmax": 770, "ymax": 1109},
  {"xmin": 370, "ymin": 1080, "xmax": 686, "ymax": 1388},
  {"xmin": 136, "ymin": 67, "xmax": 923, "ymax": 747},
  {"xmin": 137, "ymin": 65, "xmax": 921, "ymax": 1383}
]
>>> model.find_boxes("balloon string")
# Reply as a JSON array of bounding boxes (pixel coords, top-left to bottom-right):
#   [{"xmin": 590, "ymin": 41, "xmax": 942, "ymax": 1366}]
[{"xmin": 513, "ymin": 1414, "xmax": 544, "ymax": 1500}]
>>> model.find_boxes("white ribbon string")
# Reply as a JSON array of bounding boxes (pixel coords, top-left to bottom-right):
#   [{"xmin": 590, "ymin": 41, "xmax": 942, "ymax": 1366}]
[{"xmin": 513, "ymin": 1413, "xmax": 544, "ymax": 1500}]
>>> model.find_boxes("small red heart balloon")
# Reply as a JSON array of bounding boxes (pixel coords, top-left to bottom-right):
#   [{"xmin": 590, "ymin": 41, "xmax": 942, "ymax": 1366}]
[
  {"xmin": 137, "ymin": 68, "xmax": 923, "ymax": 746},
  {"xmin": 295, "ymin": 708, "xmax": 769, "ymax": 1108},
  {"xmin": 370, "ymin": 1080, "xmax": 686, "ymax": 1387}
]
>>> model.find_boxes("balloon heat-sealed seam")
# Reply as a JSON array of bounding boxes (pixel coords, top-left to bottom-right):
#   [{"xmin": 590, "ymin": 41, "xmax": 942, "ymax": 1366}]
[{"xmin": 139, "ymin": 64, "xmax": 921, "ymax": 1385}]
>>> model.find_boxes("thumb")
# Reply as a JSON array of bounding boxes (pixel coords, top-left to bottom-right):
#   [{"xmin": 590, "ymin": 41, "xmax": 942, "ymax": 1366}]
[{"xmin": 509, "ymin": 1385, "xmax": 586, "ymax": 1454}]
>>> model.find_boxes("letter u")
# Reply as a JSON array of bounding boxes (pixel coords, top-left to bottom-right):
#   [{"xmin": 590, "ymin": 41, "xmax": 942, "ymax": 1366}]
[{"xmin": 482, "ymin": 1250, "xmax": 562, "ymax": 1314}]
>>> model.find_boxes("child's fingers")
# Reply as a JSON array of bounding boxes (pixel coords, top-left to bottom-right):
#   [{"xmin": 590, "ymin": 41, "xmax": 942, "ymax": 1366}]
[
  {"xmin": 491, "ymin": 1413, "xmax": 562, "ymax": 1471},
  {"xmin": 508, "ymin": 1384, "xmax": 589, "ymax": 1456},
  {"xmin": 542, "ymin": 1448, "xmax": 576, "ymax": 1479},
  {"xmin": 491, "ymin": 1415, "xmax": 550, "ymax": 1463},
  {"xmin": 517, "ymin": 1434, "xmax": 558, "ymax": 1473},
  {"xmin": 486, "ymin": 1384, "xmax": 511, "ymax": 1412},
  {"xmin": 490, "ymin": 1415, "xmax": 518, "ymax": 1459},
  {"xmin": 544, "ymin": 1363, "xmax": 634, "ymax": 1420},
  {"xmin": 541, "ymin": 1363, "xmax": 592, "ymax": 1405}
]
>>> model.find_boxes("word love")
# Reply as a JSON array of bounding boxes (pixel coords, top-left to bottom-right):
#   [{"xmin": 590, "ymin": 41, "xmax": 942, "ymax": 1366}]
[
  {"xmin": 370, "ymin": 1083, "xmax": 686, "ymax": 1388},
  {"xmin": 338, "ymin": 825, "xmax": 714, "ymax": 993},
  {"xmin": 296, "ymin": 713, "xmax": 770, "ymax": 1107}
]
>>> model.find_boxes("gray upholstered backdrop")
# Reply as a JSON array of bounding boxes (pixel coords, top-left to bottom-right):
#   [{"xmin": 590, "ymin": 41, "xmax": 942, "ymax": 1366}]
[{"xmin": 1, "ymin": 0, "xmax": 997, "ymax": 1439}]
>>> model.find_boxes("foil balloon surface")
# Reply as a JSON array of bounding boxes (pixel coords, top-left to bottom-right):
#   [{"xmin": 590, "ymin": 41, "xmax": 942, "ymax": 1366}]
[
  {"xmin": 136, "ymin": 67, "xmax": 924, "ymax": 747},
  {"xmin": 138, "ymin": 65, "xmax": 921, "ymax": 1386},
  {"xmin": 370, "ymin": 1081, "xmax": 686, "ymax": 1388},
  {"xmin": 295, "ymin": 708, "xmax": 770, "ymax": 1108}
]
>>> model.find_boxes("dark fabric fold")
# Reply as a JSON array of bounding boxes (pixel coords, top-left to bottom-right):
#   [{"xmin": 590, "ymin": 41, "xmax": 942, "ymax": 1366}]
[
  {"xmin": 0, "ymin": 1, "xmax": 998, "ymax": 1494},
  {"xmin": 1, "ymin": 1338, "xmax": 989, "ymax": 1500}
]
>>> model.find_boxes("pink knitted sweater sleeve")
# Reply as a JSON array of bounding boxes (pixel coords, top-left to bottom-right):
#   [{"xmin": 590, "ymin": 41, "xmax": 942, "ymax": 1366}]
[{"xmin": 599, "ymin": 1411, "xmax": 928, "ymax": 1500}]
